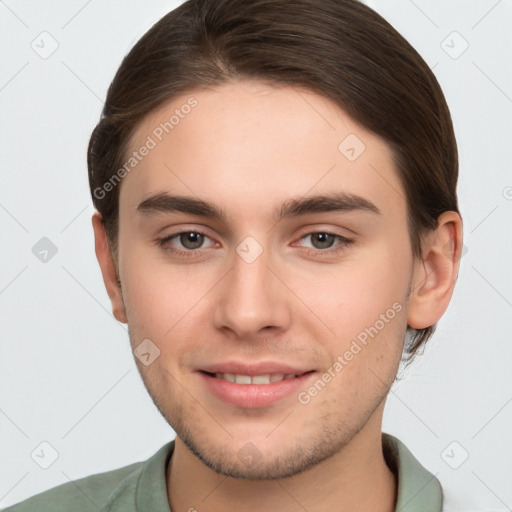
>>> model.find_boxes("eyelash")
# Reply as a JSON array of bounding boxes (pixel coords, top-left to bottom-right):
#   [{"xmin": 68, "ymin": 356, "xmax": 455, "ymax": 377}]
[{"xmin": 156, "ymin": 229, "xmax": 353, "ymax": 259}]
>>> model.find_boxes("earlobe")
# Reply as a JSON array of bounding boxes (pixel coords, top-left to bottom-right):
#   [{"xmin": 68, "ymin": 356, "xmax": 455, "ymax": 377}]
[
  {"xmin": 407, "ymin": 211, "xmax": 463, "ymax": 330},
  {"xmin": 91, "ymin": 212, "xmax": 127, "ymax": 324}
]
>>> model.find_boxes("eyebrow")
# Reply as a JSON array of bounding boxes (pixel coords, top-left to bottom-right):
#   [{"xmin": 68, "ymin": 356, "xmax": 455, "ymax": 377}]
[{"xmin": 136, "ymin": 191, "xmax": 381, "ymax": 221}]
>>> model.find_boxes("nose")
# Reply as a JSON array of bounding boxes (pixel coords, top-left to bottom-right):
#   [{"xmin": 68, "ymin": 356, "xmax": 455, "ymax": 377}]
[{"xmin": 213, "ymin": 245, "xmax": 292, "ymax": 340}]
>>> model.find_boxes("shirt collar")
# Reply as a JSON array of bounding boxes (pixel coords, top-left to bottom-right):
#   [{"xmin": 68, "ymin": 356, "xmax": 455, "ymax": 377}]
[
  {"xmin": 136, "ymin": 440, "xmax": 173, "ymax": 512},
  {"xmin": 383, "ymin": 433, "xmax": 443, "ymax": 511},
  {"xmin": 136, "ymin": 434, "xmax": 442, "ymax": 512}
]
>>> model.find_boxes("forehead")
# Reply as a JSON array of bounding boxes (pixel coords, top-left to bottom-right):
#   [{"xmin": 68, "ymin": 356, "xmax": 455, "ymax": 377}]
[{"xmin": 120, "ymin": 80, "xmax": 405, "ymax": 221}]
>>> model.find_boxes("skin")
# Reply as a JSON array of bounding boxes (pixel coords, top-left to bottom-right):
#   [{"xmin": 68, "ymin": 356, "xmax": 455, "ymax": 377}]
[{"xmin": 92, "ymin": 79, "xmax": 462, "ymax": 511}]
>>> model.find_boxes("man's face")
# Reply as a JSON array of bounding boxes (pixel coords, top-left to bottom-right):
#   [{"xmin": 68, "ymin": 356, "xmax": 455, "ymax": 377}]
[{"xmin": 116, "ymin": 80, "xmax": 414, "ymax": 478}]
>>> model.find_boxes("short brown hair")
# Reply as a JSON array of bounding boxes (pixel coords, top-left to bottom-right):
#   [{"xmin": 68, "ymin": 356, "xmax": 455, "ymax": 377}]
[{"xmin": 87, "ymin": 0, "xmax": 460, "ymax": 360}]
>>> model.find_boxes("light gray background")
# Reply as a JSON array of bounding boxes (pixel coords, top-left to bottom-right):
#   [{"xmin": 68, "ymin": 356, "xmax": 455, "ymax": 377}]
[{"xmin": 0, "ymin": 1, "xmax": 511, "ymax": 510}]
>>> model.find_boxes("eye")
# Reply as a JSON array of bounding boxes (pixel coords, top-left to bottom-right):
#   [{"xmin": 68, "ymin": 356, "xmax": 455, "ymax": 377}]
[
  {"xmin": 297, "ymin": 231, "xmax": 353, "ymax": 255},
  {"xmin": 302, "ymin": 232, "xmax": 337, "ymax": 250},
  {"xmin": 156, "ymin": 228, "xmax": 352, "ymax": 260},
  {"xmin": 175, "ymin": 232, "xmax": 206, "ymax": 250},
  {"xmin": 157, "ymin": 230, "xmax": 217, "ymax": 254}
]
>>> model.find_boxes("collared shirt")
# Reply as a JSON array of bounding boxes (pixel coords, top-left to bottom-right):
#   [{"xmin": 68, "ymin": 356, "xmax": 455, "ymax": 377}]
[{"xmin": 2, "ymin": 433, "xmax": 443, "ymax": 511}]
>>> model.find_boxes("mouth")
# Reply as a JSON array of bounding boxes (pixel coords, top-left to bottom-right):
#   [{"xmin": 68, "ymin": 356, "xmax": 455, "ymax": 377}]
[
  {"xmin": 202, "ymin": 371, "xmax": 309, "ymax": 385},
  {"xmin": 197, "ymin": 367, "xmax": 316, "ymax": 408}
]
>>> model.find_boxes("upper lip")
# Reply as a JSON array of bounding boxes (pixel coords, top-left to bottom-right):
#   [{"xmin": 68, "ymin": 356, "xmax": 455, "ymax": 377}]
[{"xmin": 199, "ymin": 361, "xmax": 313, "ymax": 376}]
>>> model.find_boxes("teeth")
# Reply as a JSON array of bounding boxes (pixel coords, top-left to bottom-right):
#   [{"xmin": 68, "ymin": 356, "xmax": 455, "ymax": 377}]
[
  {"xmin": 252, "ymin": 375, "xmax": 271, "ymax": 384},
  {"xmin": 235, "ymin": 375, "xmax": 252, "ymax": 384},
  {"xmin": 213, "ymin": 372, "xmax": 299, "ymax": 384}
]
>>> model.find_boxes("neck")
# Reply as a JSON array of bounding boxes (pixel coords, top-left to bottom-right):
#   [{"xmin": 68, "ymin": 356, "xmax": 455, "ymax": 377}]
[{"xmin": 166, "ymin": 411, "xmax": 397, "ymax": 512}]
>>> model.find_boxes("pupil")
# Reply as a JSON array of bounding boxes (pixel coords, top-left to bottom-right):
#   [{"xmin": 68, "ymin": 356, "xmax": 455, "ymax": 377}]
[
  {"xmin": 312, "ymin": 233, "xmax": 334, "ymax": 249},
  {"xmin": 181, "ymin": 232, "xmax": 204, "ymax": 249}
]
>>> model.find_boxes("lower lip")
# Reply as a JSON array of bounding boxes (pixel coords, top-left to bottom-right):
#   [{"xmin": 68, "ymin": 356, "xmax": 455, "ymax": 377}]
[{"xmin": 198, "ymin": 371, "xmax": 315, "ymax": 409}]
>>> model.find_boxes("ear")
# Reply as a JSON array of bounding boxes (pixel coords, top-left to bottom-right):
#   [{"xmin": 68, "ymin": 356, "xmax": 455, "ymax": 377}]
[
  {"xmin": 91, "ymin": 211, "xmax": 127, "ymax": 324},
  {"xmin": 407, "ymin": 211, "xmax": 463, "ymax": 330}
]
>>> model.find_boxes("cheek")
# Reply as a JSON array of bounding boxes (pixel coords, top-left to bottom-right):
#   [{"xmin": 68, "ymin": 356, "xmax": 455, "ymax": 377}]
[
  {"xmin": 296, "ymin": 243, "xmax": 411, "ymax": 372},
  {"xmin": 305, "ymin": 260, "xmax": 409, "ymax": 337},
  {"xmin": 120, "ymin": 244, "xmax": 206, "ymax": 341}
]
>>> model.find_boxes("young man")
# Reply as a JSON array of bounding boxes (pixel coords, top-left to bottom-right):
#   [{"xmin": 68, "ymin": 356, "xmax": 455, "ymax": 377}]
[{"xmin": 4, "ymin": 0, "xmax": 462, "ymax": 510}]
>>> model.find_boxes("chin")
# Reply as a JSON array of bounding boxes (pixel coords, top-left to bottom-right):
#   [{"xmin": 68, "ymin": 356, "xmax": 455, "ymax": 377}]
[{"xmin": 177, "ymin": 423, "xmax": 352, "ymax": 480}]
